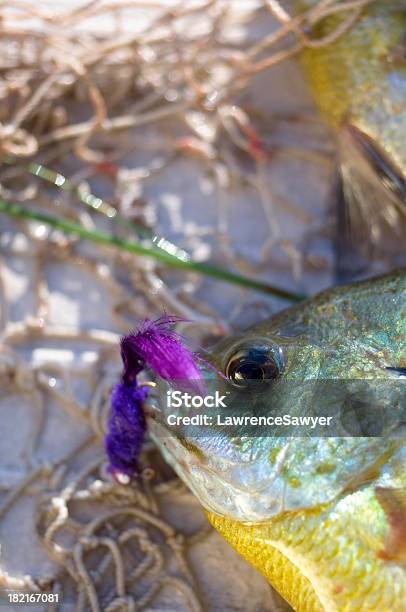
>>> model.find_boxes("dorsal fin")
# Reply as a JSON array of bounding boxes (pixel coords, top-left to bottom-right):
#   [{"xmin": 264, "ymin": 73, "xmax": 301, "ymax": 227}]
[{"xmin": 335, "ymin": 124, "xmax": 406, "ymax": 283}]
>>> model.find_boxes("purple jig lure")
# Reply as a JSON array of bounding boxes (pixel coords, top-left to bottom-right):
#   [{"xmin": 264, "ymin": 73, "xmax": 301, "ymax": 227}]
[{"xmin": 105, "ymin": 315, "xmax": 204, "ymax": 481}]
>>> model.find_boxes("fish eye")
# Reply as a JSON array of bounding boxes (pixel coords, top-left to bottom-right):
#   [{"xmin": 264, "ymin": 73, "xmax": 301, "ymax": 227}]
[{"xmin": 225, "ymin": 345, "xmax": 283, "ymax": 387}]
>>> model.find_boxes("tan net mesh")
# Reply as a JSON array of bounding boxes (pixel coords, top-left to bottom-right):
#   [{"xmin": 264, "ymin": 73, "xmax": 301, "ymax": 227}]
[{"xmin": 0, "ymin": 1, "xmax": 375, "ymax": 609}]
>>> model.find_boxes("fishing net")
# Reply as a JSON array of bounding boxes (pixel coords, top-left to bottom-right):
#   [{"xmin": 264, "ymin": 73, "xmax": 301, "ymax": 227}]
[{"xmin": 0, "ymin": 1, "xmax": 377, "ymax": 610}]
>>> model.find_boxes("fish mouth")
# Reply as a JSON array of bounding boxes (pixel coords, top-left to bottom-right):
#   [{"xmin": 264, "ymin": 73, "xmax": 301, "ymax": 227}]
[
  {"xmin": 148, "ymin": 434, "xmax": 285, "ymax": 522},
  {"xmin": 144, "ymin": 391, "xmax": 286, "ymax": 522},
  {"xmin": 147, "ymin": 418, "xmax": 237, "ymax": 518},
  {"xmin": 143, "ymin": 365, "xmax": 406, "ymax": 522}
]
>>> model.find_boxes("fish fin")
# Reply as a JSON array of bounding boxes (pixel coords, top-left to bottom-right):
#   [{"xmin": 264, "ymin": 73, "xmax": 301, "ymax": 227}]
[
  {"xmin": 335, "ymin": 123, "xmax": 406, "ymax": 281},
  {"xmin": 334, "ymin": 169, "xmax": 369, "ymax": 283},
  {"xmin": 375, "ymin": 487, "xmax": 406, "ymax": 562}
]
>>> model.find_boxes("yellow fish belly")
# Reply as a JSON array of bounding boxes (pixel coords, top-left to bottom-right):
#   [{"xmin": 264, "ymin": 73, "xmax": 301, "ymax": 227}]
[{"xmin": 208, "ymin": 485, "xmax": 406, "ymax": 611}]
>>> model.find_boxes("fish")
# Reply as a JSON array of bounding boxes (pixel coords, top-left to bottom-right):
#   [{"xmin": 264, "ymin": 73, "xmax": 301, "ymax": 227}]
[
  {"xmin": 147, "ymin": 270, "xmax": 406, "ymax": 611},
  {"xmin": 296, "ymin": 0, "xmax": 406, "ymax": 277}
]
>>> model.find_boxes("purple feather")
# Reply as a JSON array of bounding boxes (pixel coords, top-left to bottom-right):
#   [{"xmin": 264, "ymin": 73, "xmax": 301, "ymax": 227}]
[
  {"xmin": 105, "ymin": 381, "xmax": 148, "ymax": 479},
  {"xmin": 106, "ymin": 315, "xmax": 205, "ymax": 480},
  {"xmin": 120, "ymin": 315, "xmax": 205, "ymax": 394}
]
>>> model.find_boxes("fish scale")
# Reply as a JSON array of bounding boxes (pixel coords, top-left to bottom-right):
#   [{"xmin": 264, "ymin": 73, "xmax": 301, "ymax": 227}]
[
  {"xmin": 208, "ymin": 481, "xmax": 405, "ymax": 611},
  {"xmin": 298, "ymin": 0, "xmax": 406, "ymax": 173},
  {"xmin": 297, "ymin": 0, "xmax": 405, "ymax": 276},
  {"xmin": 149, "ymin": 2, "xmax": 406, "ymax": 606},
  {"xmin": 150, "ymin": 270, "xmax": 406, "ymax": 611}
]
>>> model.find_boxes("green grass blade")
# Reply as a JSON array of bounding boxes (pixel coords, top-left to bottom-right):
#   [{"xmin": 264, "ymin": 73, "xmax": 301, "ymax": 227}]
[
  {"xmin": 5, "ymin": 158, "xmax": 190, "ymax": 263},
  {"xmin": 0, "ymin": 199, "xmax": 306, "ymax": 301}
]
